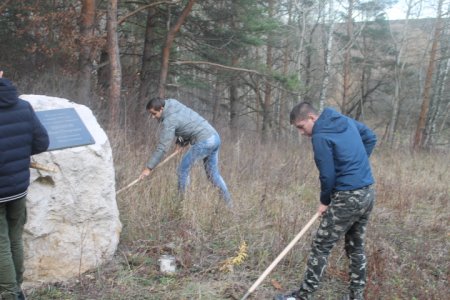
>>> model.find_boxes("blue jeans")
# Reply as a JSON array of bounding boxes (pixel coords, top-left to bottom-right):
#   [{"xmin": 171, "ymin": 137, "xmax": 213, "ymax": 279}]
[
  {"xmin": 0, "ymin": 196, "xmax": 27, "ymax": 300},
  {"xmin": 178, "ymin": 133, "xmax": 232, "ymax": 207}
]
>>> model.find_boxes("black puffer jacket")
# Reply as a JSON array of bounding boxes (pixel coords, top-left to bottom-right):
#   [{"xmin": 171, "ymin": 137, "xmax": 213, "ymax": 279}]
[{"xmin": 0, "ymin": 78, "xmax": 49, "ymax": 202}]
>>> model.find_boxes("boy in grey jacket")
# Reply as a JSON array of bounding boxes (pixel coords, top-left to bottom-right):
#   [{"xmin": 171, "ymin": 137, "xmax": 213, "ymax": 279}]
[{"xmin": 140, "ymin": 97, "xmax": 232, "ymax": 207}]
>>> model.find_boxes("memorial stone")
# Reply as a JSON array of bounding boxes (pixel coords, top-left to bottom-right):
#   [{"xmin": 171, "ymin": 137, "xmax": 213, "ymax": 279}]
[{"xmin": 20, "ymin": 95, "xmax": 122, "ymax": 286}]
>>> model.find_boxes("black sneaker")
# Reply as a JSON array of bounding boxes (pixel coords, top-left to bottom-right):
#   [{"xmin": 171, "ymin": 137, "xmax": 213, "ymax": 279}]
[
  {"xmin": 342, "ymin": 290, "xmax": 364, "ymax": 300},
  {"xmin": 349, "ymin": 290, "xmax": 364, "ymax": 300},
  {"xmin": 273, "ymin": 293, "xmax": 301, "ymax": 300},
  {"xmin": 18, "ymin": 290, "xmax": 27, "ymax": 300}
]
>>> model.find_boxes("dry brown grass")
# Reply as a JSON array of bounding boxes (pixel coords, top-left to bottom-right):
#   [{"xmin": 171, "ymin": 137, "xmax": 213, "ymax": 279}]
[{"xmin": 30, "ymin": 130, "xmax": 449, "ymax": 300}]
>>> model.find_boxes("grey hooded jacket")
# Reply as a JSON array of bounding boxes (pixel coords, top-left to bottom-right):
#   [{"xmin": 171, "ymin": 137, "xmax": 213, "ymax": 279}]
[{"xmin": 147, "ymin": 99, "xmax": 217, "ymax": 169}]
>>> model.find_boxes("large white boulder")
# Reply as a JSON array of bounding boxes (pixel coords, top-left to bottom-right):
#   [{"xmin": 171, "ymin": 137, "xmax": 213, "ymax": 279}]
[{"xmin": 20, "ymin": 95, "xmax": 121, "ymax": 285}]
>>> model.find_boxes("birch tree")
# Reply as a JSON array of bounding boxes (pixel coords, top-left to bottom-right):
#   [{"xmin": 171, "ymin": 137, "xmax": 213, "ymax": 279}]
[
  {"xmin": 261, "ymin": 0, "xmax": 275, "ymax": 142},
  {"xmin": 413, "ymin": 0, "xmax": 444, "ymax": 149},
  {"xmin": 342, "ymin": 0, "xmax": 354, "ymax": 114},
  {"xmin": 107, "ymin": 0, "xmax": 122, "ymax": 128},
  {"xmin": 424, "ymin": 6, "xmax": 450, "ymax": 148},
  {"xmin": 319, "ymin": 0, "xmax": 336, "ymax": 112},
  {"xmin": 384, "ymin": 0, "xmax": 415, "ymax": 146}
]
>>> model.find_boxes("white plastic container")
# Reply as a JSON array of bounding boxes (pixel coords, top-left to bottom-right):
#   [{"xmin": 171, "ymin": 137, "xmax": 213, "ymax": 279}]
[{"xmin": 158, "ymin": 255, "xmax": 176, "ymax": 273}]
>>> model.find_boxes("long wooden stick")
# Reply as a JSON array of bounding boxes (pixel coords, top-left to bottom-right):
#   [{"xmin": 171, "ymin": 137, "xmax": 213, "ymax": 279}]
[
  {"xmin": 241, "ymin": 212, "xmax": 320, "ymax": 300},
  {"xmin": 30, "ymin": 162, "xmax": 58, "ymax": 173},
  {"xmin": 116, "ymin": 149, "xmax": 181, "ymax": 195}
]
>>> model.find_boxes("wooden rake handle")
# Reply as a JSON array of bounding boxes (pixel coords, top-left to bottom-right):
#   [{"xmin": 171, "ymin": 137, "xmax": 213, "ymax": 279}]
[
  {"xmin": 241, "ymin": 212, "xmax": 320, "ymax": 300},
  {"xmin": 116, "ymin": 149, "xmax": 181, "ymax": 195},
  {"xmin": 30, "ymin": 162, "xmax": 58, "ymax": 173}
]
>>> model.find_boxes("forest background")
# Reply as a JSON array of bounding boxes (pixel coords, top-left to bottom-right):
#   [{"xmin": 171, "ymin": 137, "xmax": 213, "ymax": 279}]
[{"xmin": 0, "ymin": 0, "xmax": 449, "ymax": 299}]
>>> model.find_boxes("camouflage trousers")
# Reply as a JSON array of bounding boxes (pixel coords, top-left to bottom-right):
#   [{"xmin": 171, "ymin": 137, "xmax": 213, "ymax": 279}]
[{"xmin": 298, "ymin": 186, "xmax": 375, "ymax": 300}]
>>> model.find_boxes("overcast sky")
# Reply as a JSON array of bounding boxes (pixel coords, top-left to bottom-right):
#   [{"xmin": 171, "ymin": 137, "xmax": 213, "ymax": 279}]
[{"xmin": 385, "ymin": 0, "xmax": 445, "ymax": 20}]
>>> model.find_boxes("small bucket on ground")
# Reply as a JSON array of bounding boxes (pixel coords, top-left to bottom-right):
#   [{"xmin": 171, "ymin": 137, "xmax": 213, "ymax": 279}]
[{"xmin": 158, "ymin": 255, "xmax": 176, "ymax": 273}]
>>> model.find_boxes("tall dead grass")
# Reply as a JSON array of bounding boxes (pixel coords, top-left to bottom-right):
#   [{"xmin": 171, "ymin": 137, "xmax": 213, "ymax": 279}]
[
  {"xmin": 108, "ymin": 127, "xmax": 449, "ymax": 299},
  {"xmin": 29, "ymin": 121, "xmax": 449, "ymax": 299},
  {"xmin": 18, "ymin": 75, "xmax": 448, "ymax": 299}
]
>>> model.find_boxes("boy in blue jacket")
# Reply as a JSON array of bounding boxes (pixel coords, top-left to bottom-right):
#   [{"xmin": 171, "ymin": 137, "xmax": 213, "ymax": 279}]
[
  {"xmin": 275, "ymin": 102, "xmax": 376, "ymax": 300},
  {"xmin": 0, "ymin": 71, "xmax": 49, "ymax": 300}
]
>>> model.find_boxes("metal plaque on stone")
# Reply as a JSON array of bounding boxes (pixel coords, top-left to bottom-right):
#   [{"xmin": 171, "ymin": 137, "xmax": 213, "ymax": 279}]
[{"xmin": 35, "ymin": 108, "xmax": 95, "ymax": 151}]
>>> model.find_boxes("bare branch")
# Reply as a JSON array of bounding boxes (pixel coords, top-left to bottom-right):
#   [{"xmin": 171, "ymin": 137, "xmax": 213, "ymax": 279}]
[
  {"xmin": 0, "ymin": 0, "xmax": 13, "ymax": 14},
  {"xmin": 172, "ymin": 60, "xmax": 300, "ymax": 97},
  {"xmin": 172, "ymin": 60, "xmax": 264, "ymax": 76},
  {"xmin": 159, "ymin": 0, "xmax": 196, "ymax": 97}
]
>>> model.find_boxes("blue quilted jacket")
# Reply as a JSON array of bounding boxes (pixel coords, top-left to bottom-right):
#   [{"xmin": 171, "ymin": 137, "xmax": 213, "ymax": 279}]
[{"xmin": 0, "ymin": 78, "xmax": 49, "ymax": 202}]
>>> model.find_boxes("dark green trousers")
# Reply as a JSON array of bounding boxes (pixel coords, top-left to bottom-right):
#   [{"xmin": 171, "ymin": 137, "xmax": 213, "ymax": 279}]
[{"xmin": 0, "ymin": 196, "xmax": 27, "ymax": 300}]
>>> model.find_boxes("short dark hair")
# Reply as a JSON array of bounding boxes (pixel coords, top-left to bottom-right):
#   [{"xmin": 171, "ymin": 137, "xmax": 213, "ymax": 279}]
[
  {"xmin": 290, "ymin": 102, "xmax": 318, "ymax": 124},
  {"xmin": 146, "ymin": 97, "xmax": 165, "ymax": 111}
]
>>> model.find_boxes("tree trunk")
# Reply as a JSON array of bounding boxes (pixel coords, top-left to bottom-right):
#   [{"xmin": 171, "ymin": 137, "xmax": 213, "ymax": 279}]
[
  {"xmin": 342, "ymin": 0, "xmax": 354, "ymax": 114},
  {"xmin": 319, "ymin": 0, "xmax": 335, "ymax": 112},
  {"xmin": 261, "ymin": 0, "xmax": 274, "ymax": 142},
  {"xmin": 229, "ymin": 56, "xmax": 240, "ymax": 133},
  {"xmin": 279, "ymin": 36, "xmax": 290, "ymax": 138},
  {"xmin": 385, "ymin": 1, "xmax": 413, "ymax": 146},
  {"xmin": 424, "ymin": 33, "xmax": 450, "ymax": 147},
  {"xmin": 277, "ymin": 0, "xmax": 294, "ymax": 139},
  {"xmin": 294, "ymin": 0, "xmax": 307, "ymax": 92},
  {"xmin": 228, "ymin": 0, "xmax": 240, "ymax": 134},
  {"xmin": 304, "ymin": 22, "xmax": 319, "ymax": 100},
  {"xmin": 413, "ymin": 0, "xmax": 443, "ymax": 150},
  {"xmin": 77, "ymin": 0, "xmax": 96, "ymax": 106},
  {"xmin": 158, "ymin": 0, "xmax": 196, "ymax": 98},
  {"xmin": 212, "ymin": 72, "xmax": 221, "ymax": 125},
  {"xmin": 107, "ymin": 0, "xmax": 122, "ymax": 129},
  {"xmin": 139, "ymin": 7, "xmax": 157, "ymax": 102}
]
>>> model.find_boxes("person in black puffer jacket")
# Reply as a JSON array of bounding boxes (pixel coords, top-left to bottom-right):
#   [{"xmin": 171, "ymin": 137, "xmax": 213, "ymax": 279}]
[{"xmin": 0, "ymin": 70, "xmax": 49, "ymax": 300}]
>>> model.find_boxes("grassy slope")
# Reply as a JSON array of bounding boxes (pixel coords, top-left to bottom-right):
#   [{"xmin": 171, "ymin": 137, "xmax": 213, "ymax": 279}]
[{"xmin": 28, "ymin": 133, "xmax": 449, "ymax": 300}]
